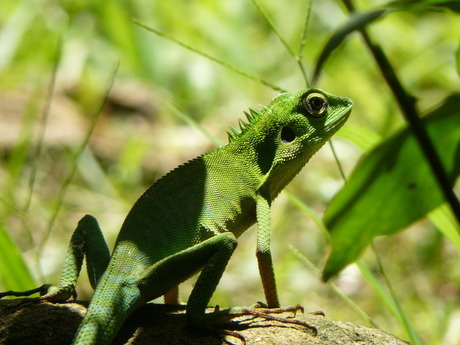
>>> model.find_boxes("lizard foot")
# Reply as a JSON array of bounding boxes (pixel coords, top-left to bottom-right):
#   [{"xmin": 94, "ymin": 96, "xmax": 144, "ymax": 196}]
[
  {"xmin": 0, "ymin": 284, "xmax": 75, "ymax": 302},
  {"xmin": 204, "ymin": 304, "xmax": 317, "ymax": 344},
  {"xmin": 235, "ymin": 304, "xmax": 317, "ymax": 336},
  {"xmin": 0, "ymin": 284, "xmax": 53, "ymax": 299}
]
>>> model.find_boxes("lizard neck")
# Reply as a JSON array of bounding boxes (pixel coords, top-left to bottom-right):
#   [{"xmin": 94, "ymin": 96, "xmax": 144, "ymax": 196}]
[{"xmin": 224, "ymin": 127, "xmax": 309, "ymax": 203}]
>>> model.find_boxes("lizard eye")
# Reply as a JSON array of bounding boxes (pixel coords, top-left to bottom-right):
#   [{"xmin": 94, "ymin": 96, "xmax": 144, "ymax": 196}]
[
  {"xmin": 303, "ymin": 92, "xmax": 328, "ymax": 117},
  {"xmin": 281, "ymin": 126, "xmax": 296, "ymax": 143}
]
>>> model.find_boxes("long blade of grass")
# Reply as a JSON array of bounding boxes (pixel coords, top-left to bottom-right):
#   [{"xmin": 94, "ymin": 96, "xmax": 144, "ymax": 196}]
[
  {"xmin": 287, "ymin": 129, "xmax": 422, "ymax": 343},
  {"xmin": 359, "ymin": 246, "xmax": 424, "ymax": 345},
  {"xmin": 2, "ymin": 37, "xmax": 63, "ymax": 283},
  {"xmin": 283, "ymin": 189, "xmax": 326, "ymax": 235},
  {"xmin": 285, "ymin": 190, "xmax": 376, "ymax": 327},
  {"xmin": 286, "ymin": 193, "xmax": 424, "ymax": 336},
  {"xmin": 165, "ymin": 101, "xmax": 224, "ymax": 147},
  {"xmin": 297, "ymin": 0, "xmax": 313, "ymax": 87},
  {"xmin": 327, "ymin": 140, "xmax": 347, "ymax": 182},
  {"xmin": 35, "ymin": 63, "xmax": 120, "ymax": 276},
  {"xmin": 0, "ymin": 196, "xmax": 24, "ymax": 217},
  {"xmin": 290, "ymin": 247, "xmax": 377, "ymax": 327},
  {"xmin": 133, "ymin": 19, "xmax": 286, "ymax": 93},
  {"xmin": 24, "ymin": 38, "xmax": 62, "ymax": 213},
  {"xmin": 250, "ymin": 0, "xmax": 310, "ymax": 87}
]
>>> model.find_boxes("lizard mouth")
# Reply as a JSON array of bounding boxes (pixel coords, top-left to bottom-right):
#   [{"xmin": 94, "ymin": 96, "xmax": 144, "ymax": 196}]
[{"xmin": 324, "ymin": 106, "xmax": 352, "ymax": 132}]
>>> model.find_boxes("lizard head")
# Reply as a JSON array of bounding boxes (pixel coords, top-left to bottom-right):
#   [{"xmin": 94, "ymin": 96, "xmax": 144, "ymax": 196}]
[{"xmin": 246, "ymin": 88, "xmax": 353, "ymax": 200}]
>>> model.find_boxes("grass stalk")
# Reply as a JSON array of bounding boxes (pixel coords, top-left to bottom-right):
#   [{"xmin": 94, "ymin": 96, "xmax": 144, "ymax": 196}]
[
  {"xmin": 341, "ymin": 0, "xmax": 460, "ymax": 228},
  {"xmin": 35, "ymin": 63, "xmax": 120, "ymax": 276},
  {"xmin": 133, "ymin": 19, "xmax": 286, "ymax": 93}
]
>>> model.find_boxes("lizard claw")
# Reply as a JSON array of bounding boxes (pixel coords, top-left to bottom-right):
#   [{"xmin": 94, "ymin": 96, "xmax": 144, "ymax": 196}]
[
  {"xmin": 39, "ymin": 285, "xmax": 76, "ymax": 301},
  {"xmin": 237, "ymin": 305, "xmax": 317, "ymax": 336},
  {"xmin": 204, "ymin": 304, "xmax": 317, "ymax": 341}
]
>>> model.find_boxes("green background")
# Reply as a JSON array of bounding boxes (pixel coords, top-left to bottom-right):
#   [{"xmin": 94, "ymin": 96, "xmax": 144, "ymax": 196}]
[{"xmin": 0, "ymin": 1, "xmax": 459, "ymax": 344}]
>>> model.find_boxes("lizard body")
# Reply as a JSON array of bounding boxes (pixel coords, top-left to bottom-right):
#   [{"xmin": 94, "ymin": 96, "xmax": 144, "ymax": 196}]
[{"xmin": 1, "ymin": 88, "xmax": 352, "ymax": 344}]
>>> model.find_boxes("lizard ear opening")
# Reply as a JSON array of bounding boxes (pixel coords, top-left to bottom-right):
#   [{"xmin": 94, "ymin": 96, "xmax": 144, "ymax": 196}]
[{"xmin": 281, "ymin": 126, "xmax": 296, "ymax": 143}]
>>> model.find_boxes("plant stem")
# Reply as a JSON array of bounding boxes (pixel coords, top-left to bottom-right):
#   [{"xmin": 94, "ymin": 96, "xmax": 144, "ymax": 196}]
[
  {"xmin": 342, "ymin": 0, "xmax": 460, "ymax": 227},
  {"xmin": 133, "ymin": 19, "xmax": 286, "ymax": 93}
]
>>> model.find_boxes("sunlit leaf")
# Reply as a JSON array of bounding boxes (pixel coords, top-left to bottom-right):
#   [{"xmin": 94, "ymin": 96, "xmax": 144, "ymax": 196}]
[
  {"xmin": 323, "ymin": 94, "xmax": 460, "ymax": 281},
  {"xmin": 428, "ymin": 204, "xmax": 460, "ymax": 250}
]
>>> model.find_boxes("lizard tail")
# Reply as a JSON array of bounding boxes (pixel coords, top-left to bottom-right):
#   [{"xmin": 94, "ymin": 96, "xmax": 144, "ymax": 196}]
[{"xmin": 72, "ymin": 276, "xmax": 142, "ymax": 345}]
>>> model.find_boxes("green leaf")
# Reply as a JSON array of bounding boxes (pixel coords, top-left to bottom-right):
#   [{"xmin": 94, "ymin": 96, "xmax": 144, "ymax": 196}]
[
  {"xmin": 312, "ymin": 9, "xmax": 387, "ymax": 84},
  {"xmin": 322, "ymin": 94, "xmax": 460, "ymax": 281},
  {"xmin": 428, "ymin": 203, "xmax": 460, "ymax": 250},
  {"xmin": 0, "ymin": 223, "xmax": 36, "ymax": 291}
]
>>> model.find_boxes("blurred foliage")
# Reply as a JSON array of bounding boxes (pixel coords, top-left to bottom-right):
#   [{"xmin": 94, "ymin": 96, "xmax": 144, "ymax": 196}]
[
  {"xmin": 324, "ymin": 95, "xmax": 460, "ymax": 280},
  {"xmin": 0, "ymin": 0, "xmax": 459, "ymax": 344}
]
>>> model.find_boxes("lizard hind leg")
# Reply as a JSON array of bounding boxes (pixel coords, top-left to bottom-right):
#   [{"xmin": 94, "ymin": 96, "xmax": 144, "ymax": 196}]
[
  {"xmin": 44, "ymin": 214, "xmax": 111, "ymax": 301},
  {"xmin": 136, "ymin": 232, "xmax": 238, "ymax": 307},
  {"xmin": 0, "ymin": 214, "xmax": 110, "ymax": 302}
]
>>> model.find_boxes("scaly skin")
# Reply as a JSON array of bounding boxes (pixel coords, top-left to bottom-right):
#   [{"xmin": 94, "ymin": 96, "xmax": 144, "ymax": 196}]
[{"xmin": 1, "ymin": 89, "xmax": 353, "ymax": 344}]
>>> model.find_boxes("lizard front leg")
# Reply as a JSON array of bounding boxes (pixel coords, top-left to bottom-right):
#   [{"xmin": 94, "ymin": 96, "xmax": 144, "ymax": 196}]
[
  {"xmin": 255, "ymin": 194, "xmax": 279, "ymax": 308},
  {"xmin": 219, "ymin": 194, "xmax": 318, "ymax": 338}
]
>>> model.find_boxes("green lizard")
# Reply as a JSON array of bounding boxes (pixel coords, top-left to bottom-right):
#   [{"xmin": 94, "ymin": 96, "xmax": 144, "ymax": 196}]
[{"xmin": 1, "ymin": 88, "xmax": 352, "ymax": 344}]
